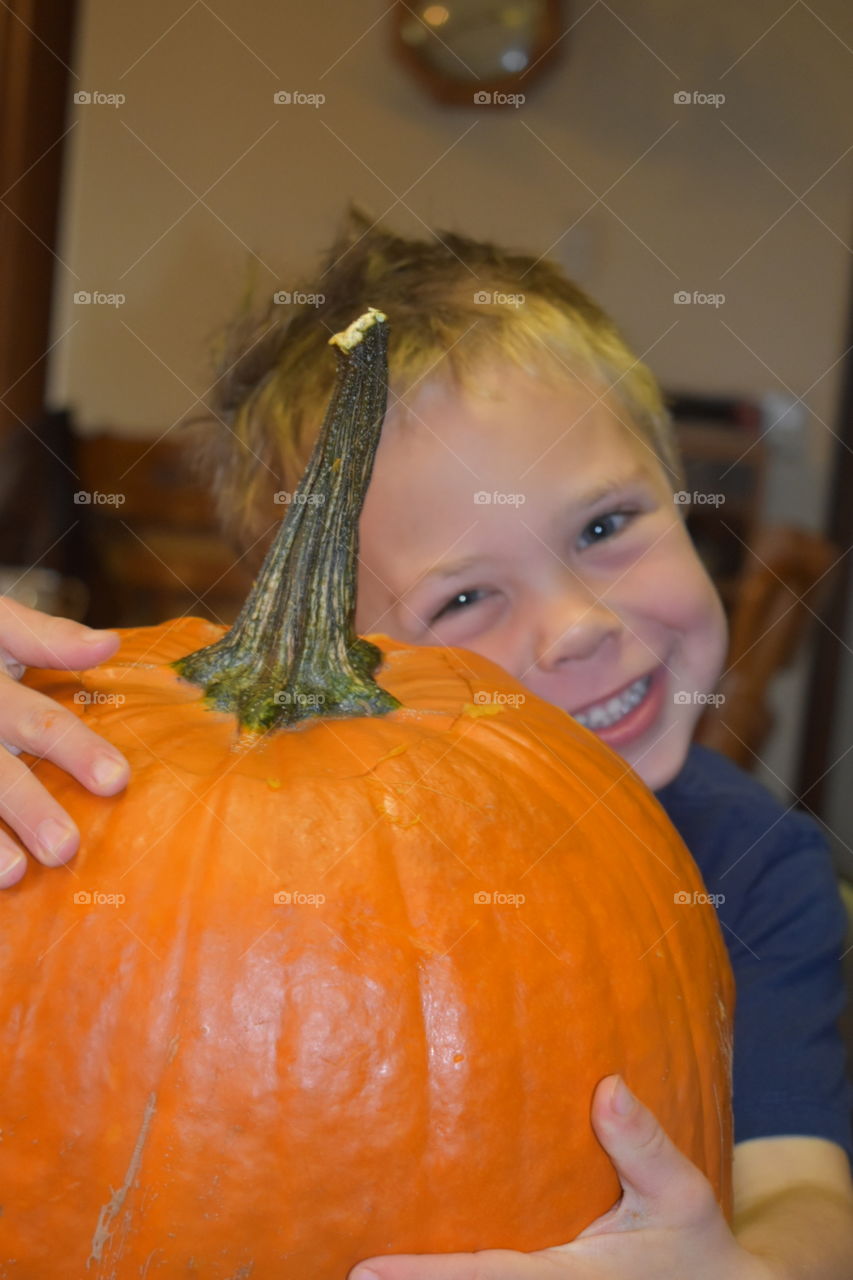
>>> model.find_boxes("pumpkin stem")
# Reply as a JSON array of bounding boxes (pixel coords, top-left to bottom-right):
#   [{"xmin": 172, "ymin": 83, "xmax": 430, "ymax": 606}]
[{"xmin": 173, "ymin": 308, "xmax": 401, "ymax": 731}]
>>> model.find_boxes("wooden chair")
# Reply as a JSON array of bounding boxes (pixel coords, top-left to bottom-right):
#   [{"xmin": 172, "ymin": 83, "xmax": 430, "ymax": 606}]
[
  {"xmin": 694, "ymin": 525, "xmax": 839, "ymax": 769},
  {"xmin": 71, "ymin": 433, "xmax": 261, "ymax": 629}
]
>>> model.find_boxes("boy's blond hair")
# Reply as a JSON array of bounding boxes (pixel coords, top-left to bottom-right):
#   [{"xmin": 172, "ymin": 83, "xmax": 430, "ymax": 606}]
[{"xmin": 195, "ymin": 207, "xmax": 683, "ymax": 551}]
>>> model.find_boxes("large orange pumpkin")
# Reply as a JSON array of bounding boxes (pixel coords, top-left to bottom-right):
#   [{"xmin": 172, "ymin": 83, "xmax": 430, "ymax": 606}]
[{"xmin": 0, "ymin": 311, "xmax": 733, "ymax": 1279}]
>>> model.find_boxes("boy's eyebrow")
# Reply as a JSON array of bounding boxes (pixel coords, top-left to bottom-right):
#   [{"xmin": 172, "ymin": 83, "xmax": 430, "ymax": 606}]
[
  {"xmin": 419, "ymin": 467, "xmax": 653, "ymax": 586},
  {"xmin": 571, "ymin": 466, "xmax": 653, "ymax": 510},
  {"xmin": 420, "ymin": 555, "xmax": 483, "ymax": 583}
]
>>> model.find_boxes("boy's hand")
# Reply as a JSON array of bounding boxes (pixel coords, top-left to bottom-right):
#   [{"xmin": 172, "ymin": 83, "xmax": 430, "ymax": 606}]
[
  {"xmin": 0, "ymin": 596, "xmax": 130, "ymax": 888},
  {"xmin": 348, "ymin": 1077, "xmax": 777, "ymax": 1280}
]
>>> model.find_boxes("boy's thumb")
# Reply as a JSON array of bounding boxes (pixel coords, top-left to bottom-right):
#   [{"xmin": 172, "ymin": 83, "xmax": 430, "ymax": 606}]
[{"xmin": 578, "ymin": 1076, "xmax": 693, "ymax": 1232}]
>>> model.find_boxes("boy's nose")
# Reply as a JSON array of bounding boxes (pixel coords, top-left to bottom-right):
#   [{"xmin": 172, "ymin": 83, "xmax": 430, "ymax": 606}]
[{"xmin": 531, "ymin": 583, "xmax": 621, "ymax": 671}]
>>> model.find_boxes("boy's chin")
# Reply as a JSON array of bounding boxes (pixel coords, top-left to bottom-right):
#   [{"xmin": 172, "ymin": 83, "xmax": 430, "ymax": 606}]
[{"xmin": 618, "ymin": 734, "xmax": 691, "ymax": 793}]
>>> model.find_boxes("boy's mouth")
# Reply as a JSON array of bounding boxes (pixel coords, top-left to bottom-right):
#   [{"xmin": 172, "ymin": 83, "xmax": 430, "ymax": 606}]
[{"xmin": 571, "ymin": 672, "xmax": 654, "ymax": 731}]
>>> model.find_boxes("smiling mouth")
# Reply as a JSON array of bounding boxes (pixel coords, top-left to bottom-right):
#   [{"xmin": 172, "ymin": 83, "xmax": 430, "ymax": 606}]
[{"xmin": 571, "ymin": 674, "xmax": 653, "ymax": 730}]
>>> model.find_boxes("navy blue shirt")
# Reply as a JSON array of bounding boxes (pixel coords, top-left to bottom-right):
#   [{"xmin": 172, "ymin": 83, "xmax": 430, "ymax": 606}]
[{"xmin": 655, "ymin": 744, "xmax": 853, "ymax": 1165}]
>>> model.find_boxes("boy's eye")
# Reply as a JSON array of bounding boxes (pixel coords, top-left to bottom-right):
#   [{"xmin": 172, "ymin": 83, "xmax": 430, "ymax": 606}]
[
  {"xmin": 431, "ymin": 589, "xmax": 487, "ymax": 623},
  {"xmin": 578, "ymin": 510, "xmax": 634, "ymax": 548}
]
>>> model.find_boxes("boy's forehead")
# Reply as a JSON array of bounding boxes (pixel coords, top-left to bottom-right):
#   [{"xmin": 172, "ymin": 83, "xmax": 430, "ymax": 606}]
[{"xmin": 383, "ymin": 362, "xmax": 661, "ymax": 481}]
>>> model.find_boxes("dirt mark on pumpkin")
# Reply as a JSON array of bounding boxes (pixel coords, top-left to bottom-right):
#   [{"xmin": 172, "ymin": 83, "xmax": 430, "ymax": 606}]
[{"xmin": 87, "ymin": 1090, "xmax": 157, "ymax": 1271}]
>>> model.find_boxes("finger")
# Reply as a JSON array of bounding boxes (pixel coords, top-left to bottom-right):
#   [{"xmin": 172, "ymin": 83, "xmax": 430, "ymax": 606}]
[
  {"xmin": 581, "ymin": 1076, "xmax": 712, "ymax": 1230},
  {"xmin": 0, "ymin": 596, "xmax": 119, "ymax": 671},
  {"xmin": 0, "ymin": 750, "xmax": 82, "ymax": 868},
  {"xmin": 0, "ymin": 681, "xmax": 129, "ymax": 872},
  {"xmin": 0, "ymin": 677, "xmax": 129, "ymax": 796},
  {"xmin": 350, "ymin": 1250, "xmax": 548, "ymax": 1280},
  {"xmin": 0, "ymin": 829, "xmax": 28, "ymax": 887}
]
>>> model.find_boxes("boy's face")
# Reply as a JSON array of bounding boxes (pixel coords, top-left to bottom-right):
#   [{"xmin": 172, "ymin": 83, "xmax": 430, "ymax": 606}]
[{"xmin": 355, "ymin": 363, "xmax": 728, "ymax": 791}]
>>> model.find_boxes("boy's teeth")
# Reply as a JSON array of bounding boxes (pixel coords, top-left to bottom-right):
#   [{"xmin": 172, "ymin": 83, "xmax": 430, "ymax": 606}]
[{"xmin": 572, "ymin": 675, "xmax": 652, "ymax": 729}]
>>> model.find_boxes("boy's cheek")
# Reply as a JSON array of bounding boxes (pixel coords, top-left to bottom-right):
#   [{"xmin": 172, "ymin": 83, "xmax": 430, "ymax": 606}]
[
  {"xmin": 644, "ymin": 526, "xmax": 728, "ymax": 653},
  {"xmin": 688, "ymin": 562, "xmax": 729, "ymax": 689},
  {"xmin": 710, "ymin": 596, "xmax": 730, "ymax": 685}
]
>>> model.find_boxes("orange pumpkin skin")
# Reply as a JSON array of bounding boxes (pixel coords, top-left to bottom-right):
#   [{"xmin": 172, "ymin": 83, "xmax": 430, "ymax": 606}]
[{"xmin": 0, "ymin": 619, "xmax": 734, "ymax": 1279}]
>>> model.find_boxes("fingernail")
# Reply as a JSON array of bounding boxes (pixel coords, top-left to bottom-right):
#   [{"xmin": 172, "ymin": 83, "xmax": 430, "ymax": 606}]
[
  {"xmin": 92, "ymin": 755, "xmax": 127, "ymax": 788},
  {"xmin": 611, "ymin": 1076, "xmax": 637, "ymax": 1117},
  {"xmin": 0, "ymin": 849, "xmax": 24, "ymax": 877},
  {"xmin": 350, "ymin": 1270, "xmax": 380, "ymax": 1280},
  {"xmin": 37, "ymin": 818, "xmax": 77, "ymax": 864},
  {"xmin": 81, "ymin": 629, "xmax": 118, "ymax": 645}
]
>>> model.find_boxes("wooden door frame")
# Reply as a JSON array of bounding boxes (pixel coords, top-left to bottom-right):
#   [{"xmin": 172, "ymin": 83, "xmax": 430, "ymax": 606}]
[
  {"xmin": 0, "ymin": 0, "xmax": 77, "ymax": 437},
  {"xmin": 796, "ymin": 274, "xmax": 853, "ymax": 819}
]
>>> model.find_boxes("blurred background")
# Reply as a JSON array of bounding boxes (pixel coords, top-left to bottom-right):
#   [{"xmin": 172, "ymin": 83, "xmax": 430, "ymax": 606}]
[{"xmin": 1, "ymin": 1, "xmax": 851, "ymax": 878}]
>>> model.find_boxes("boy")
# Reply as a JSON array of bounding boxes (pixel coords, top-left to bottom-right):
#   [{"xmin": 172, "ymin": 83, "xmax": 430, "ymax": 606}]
[{"xmin": 1, "ymin": 211, "xmax": 852, "ymax": 1278}]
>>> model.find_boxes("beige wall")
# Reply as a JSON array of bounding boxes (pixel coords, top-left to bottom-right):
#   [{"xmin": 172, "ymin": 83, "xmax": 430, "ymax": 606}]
[
  {"xmin": 50, "ymin": 1, "xmax": 853, "ymax": 445},
  {"xmin": 48, "ymin": 0, "xmax": 853, "ymax": 799}
]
